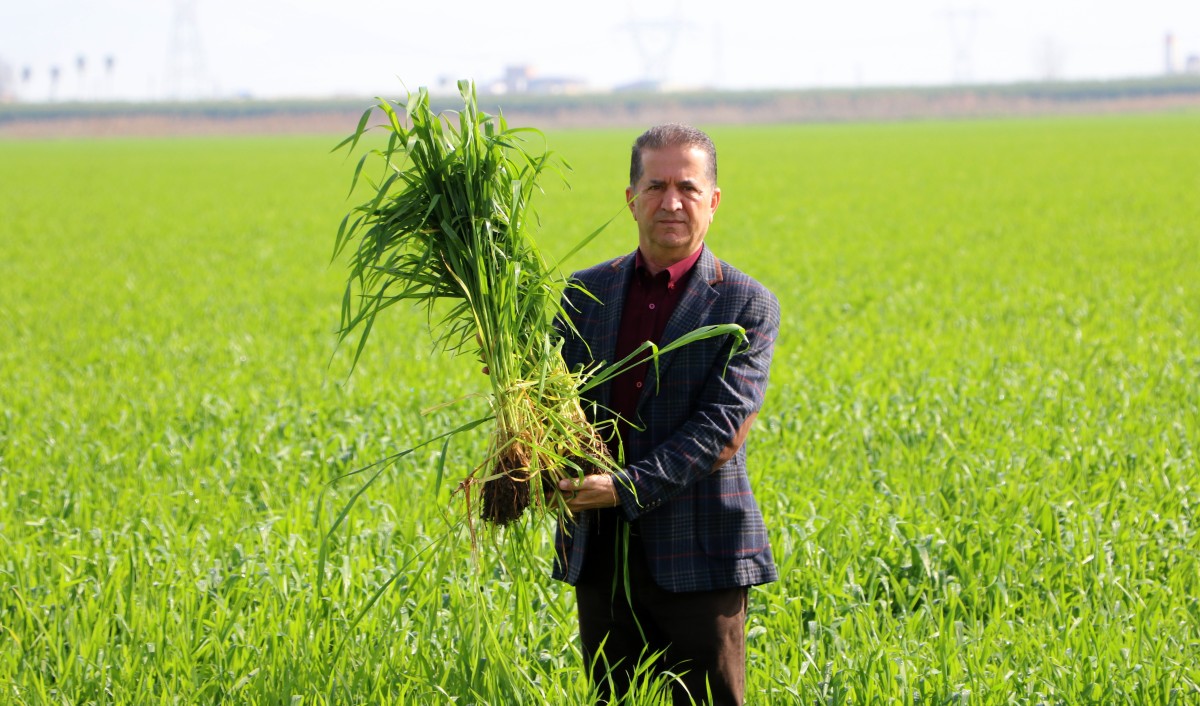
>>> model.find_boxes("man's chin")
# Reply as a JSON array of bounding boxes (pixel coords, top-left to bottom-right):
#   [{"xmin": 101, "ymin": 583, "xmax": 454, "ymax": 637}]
[{"xmin": 651, "ymin": 231, "xmax": 693, "ymax": 248}]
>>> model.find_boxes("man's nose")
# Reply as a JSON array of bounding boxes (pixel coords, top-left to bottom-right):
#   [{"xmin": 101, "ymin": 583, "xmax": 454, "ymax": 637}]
[{"xmin": 662, "ymin": 186, "xmax": 683, "ymax": 210}]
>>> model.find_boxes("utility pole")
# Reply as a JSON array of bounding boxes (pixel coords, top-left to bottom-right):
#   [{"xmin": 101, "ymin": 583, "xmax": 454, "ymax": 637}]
[
  {"xmin": 621, "ymin": 1, "xmax": 691, "ymax": 90},
  {"xmin": 167, "ymin": 0, "xmax": 208, "ymax": 99},
  {"xmin": 76, "ymin": 54, "xmax": 87, "ymax": 101},
  {"xmin": 944, "ymin": 5, "xmax": 983, "ymax": 84},
  {"xmin": 104, "ymin": 55, "xmax": 116, "ymax": 100}
]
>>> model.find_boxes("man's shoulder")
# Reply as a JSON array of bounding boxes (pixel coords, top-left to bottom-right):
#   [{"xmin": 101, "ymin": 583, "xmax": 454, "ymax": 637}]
[
  {"xmin": 569, "ymin": 254, "xmax": 630, "ymax": 285},
  {"xmin": 709, "ymin": 255, "xmax": 779, "ymax": 307},
  {"xmin": 565, "ymin": 255, "xmax": 631, "ymax": 307}
]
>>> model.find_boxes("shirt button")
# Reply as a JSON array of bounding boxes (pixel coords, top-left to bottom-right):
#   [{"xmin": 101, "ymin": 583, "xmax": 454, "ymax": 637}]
[
  {"xmin": 635, "ymin": 381, "xmax": 643, "ymax": 389},
  {"xmin": 648, "ymin": 303, "xmax": 655, "ymax": 310}
]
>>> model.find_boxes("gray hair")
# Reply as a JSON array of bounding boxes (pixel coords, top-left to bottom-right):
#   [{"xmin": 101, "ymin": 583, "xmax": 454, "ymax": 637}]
[{"xmin": 629, "ymin": 123, "xmax": 718, "ymax": 187}]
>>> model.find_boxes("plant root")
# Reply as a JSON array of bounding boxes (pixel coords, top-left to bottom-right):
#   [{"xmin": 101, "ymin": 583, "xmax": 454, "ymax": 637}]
[{"xmin": 481, "ymin": 446, "xmax": 531, "ymax": 525}]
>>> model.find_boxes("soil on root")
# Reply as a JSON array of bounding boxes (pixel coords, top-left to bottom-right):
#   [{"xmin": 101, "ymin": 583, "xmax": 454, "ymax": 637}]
[
  {"xmin": 558, "ymin": 427, "xmax": 612, "ymax": 488},
  {"xmin": 481, "ymin": 448, "xmax": 532, "ymax": 526},
  {"xmin": 481, "ymin": 430, "xmax": 613, "ymax": 525}
]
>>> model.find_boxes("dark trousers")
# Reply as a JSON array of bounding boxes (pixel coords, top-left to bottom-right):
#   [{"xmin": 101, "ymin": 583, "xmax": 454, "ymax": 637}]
[{"xmin": 575, "ymin": 518, "xmax": 747, "ymax": 706}]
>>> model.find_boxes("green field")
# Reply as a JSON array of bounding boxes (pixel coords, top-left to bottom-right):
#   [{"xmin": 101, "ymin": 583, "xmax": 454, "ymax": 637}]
[{"xmin": 2, "ymin": 112, "xmax": 1198, "ymax": 704}]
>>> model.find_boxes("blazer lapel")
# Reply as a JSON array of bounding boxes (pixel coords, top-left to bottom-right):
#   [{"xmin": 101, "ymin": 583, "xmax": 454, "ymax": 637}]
[
  {"xmin": 586, "ymin": 253, "xmax": 634, "ymax": 408},
  {"xmin": 639, "ymin": 247, "xmax": 723, "ymax": 407}
]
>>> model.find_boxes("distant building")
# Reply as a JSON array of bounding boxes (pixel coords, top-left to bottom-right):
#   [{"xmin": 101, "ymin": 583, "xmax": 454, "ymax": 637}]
[
  {"xmin": 1187, "ymin": 54, "xmax": 1200, "ymax": 75},
  {"xmin": 503, "ymin": 65, "xmax": 533, "ymax": 94},
  {"xmin": 1165, "ymin": 33, "xmax": 1178, "ymax": 75},
  {"xmin": 527, "ymin": 76, "xmax": 589, "ymax": 95},
  {"xmin": 492, "ymin": 65, "xmax": 588, "ymax": 95},
  {"xmin": 615, "ymin": 79, "xmax": 667, "ymax": 93}
]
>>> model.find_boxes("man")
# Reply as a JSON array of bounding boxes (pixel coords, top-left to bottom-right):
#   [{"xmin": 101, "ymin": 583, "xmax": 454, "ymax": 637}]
[{"xmin": 553, "ymin": 123, "xmax": 780, "ymax": 705}]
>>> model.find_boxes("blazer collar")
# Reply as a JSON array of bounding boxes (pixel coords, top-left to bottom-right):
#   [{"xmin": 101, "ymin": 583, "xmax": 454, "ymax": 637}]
[{"xmin": 614, "ymin": 245, "xmax": 724, "ymax": 286}]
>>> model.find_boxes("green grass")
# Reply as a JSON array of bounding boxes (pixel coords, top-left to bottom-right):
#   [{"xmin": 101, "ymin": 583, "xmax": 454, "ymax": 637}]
[{"xmin": 2, "ymin": 112, "xmax": 1198, "ymax": 704}]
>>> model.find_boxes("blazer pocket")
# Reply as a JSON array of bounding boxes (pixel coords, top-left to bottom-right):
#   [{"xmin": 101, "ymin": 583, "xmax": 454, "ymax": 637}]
[{"xmin": 696, "ymin": 465, "xmax": 771, "ymax": 559}]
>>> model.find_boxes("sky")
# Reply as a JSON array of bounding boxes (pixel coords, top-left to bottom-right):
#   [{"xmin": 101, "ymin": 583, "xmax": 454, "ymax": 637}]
[{"xmin": 2, "ymin": 0, "xmax": 1199, "ymax": 102}]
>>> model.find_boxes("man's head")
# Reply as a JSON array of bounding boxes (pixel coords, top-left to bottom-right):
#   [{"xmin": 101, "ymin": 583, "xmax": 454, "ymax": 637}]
[
  {"xmin": 629, "ymin": 123, "xmax": 717, "ymax": 188},
  {"xmin": 626, "ymin": 124, "xmax": 722, "ymax": 273}
]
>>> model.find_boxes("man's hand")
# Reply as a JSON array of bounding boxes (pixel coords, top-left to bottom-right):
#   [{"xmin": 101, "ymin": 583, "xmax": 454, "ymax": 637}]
[{"xmin": 557, "ymin": 474, "xmax": 620, "ymax": 512}]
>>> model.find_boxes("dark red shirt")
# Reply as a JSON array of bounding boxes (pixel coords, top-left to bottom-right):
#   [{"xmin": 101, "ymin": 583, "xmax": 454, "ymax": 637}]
[{"xmin": 608, "ymin": 246, "xmax": 704, "ymax": 458}]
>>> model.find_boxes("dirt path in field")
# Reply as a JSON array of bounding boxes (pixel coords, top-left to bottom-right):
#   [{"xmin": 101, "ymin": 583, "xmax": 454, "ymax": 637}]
[{"xmin": 3, "ymin": 90, "xmax": 1199, "ymax": 139}]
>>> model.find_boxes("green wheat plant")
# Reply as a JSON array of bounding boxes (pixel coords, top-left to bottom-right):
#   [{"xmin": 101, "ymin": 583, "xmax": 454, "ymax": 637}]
[{"xmin": 331, "ymin": 81, "xmax": 744, "ymax": 527}]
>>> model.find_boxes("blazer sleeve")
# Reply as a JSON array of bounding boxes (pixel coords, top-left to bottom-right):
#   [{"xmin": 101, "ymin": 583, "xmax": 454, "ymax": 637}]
[{"xmin": 612, "ymin": 286, "xmax": 780, "ymax": 519}]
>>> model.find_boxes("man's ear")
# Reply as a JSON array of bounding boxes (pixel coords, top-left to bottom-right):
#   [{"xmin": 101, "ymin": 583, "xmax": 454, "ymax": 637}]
[
  {"xmin": 626, "ymin": 186, "xmax": 636, "ymax": 216},
  {"xmin": 710, "ymin": 187, "xmax": 721, "ymax": 218}
]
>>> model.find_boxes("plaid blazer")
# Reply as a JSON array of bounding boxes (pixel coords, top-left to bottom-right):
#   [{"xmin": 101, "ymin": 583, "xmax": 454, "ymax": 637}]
[{"xmin": 553, "ymin": 245, "xmax": 780, "ymax": 592}]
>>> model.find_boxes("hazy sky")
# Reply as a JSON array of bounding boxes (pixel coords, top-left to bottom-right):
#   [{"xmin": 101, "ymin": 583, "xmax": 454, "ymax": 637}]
[{"xmin": 2, "ymin": 0, "xmax": 1198, "ymax": 102}]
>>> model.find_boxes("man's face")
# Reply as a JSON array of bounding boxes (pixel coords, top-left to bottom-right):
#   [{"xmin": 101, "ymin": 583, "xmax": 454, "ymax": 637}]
[{"xmin": 626, "ymin": 145, "xmax": 721, "ymax": 270}]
